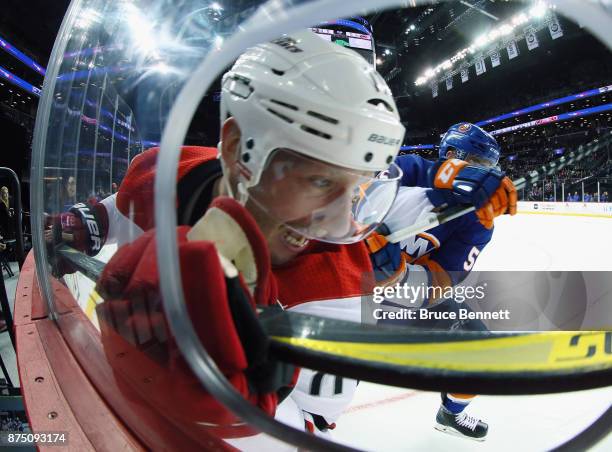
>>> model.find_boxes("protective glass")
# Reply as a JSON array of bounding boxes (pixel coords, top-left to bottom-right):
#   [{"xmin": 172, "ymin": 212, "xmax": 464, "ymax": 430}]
[{"xmin": 28, "ymin": 1, "xmax": 612, "ymax": 451}]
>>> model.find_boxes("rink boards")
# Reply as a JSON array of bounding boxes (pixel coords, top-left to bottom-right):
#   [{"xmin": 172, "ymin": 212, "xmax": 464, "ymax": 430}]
[{"xmin": 517, "ymin": 200, "xmax": 612, "ymax": 217}]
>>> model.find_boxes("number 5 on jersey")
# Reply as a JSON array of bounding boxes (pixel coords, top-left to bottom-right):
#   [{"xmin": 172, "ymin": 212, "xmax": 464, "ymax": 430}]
[{"xmin": 464, "ymin": 246, "xmax": 480, "ymax": 271}]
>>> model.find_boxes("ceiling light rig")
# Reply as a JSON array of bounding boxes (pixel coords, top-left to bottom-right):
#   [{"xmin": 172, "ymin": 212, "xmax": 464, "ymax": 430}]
[
  {"xmin": 415, "ymin": 1, "xmax": 554, "ymax": 86},
  {"xmin": 405, "ymin": 24, "xmax": 416, "ymax": 34}
]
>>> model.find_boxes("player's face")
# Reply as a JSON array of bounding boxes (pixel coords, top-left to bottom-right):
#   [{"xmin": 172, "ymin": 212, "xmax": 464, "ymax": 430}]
[
  {"xmin": 247, "ymin": 150, "xmax": 374, "ymax": 265},
  {"xmin": 219, "ymin": 120, "xmax": 400, "ymax": 265}
]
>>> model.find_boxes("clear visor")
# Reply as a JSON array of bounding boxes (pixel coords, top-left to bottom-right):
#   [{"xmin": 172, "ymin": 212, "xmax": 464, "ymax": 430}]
[
  {"xmin": 454, "ymin": 149, "xmax": 497, "ymax": 168},
  {"xmin": 245, "ymin": 149, "xmax": 401, "ymax": 244},
  {"xmin": 465, "ymin": 153, "xmax": 496, "ymax": 168}
]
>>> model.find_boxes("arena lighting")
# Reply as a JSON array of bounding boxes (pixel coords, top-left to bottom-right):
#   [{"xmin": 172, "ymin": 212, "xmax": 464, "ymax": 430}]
[
  {"xmin": 74, "ymin": 8, "xmax": 102, "ymax": 30},
  {"xmin": 142, "ymin": 140, "xmax": 160, "ymax": 147},
  {"xmin": 14, "ymin": 65, "xmax": 141, "ymax": 140},
  {"xmin": 151, "ymin": 61, "xmax": 172, "ymax": 74},
  {"xmin": 64, "ymin": 46, "xmax": 105, "ymax": 59},
  {"xmin": 529, "ymin": 1, "xmax": 549, "ymax": 19},
  {"xmin": 404, "ymin": 103, "xmax": 612, "ymax": 150},
  {"xmin": 0, "ymin": 65, "xmax": 42, "ymax": 96},
  {"xmin": 77, "ymin": 112, "xmax": 158, "ymax": 148},
  {"xmin": 490, "ymin": 103, "xmax": 612, "ymax": 136},
  {"xmin": 0, "ymin": 35, "xmax": 46, "ymax": 76},
  {"xmin": 214, "ymin": 35, "xmax": 224, "ymax": 49},
  {"xmin": 56, "ymin": 65, "xmax": 130, "ymax": 82},
  {"xmin": 415, "ymin": 1, "xmax": 553, "ymax": 86},
  {"xmin": 315, "ymin": 18, "xmax": 373, "ymax": 36},
  {"xmin": 477, "ymin": 84, "xmax": 612, "ymax": 127},
  {"xmin": 124, "ymin": 4, "xmax": 161, "ymax": 59},
  {"xmin": 400, "ymin": 144, "xmax": 435, "ymax": 151}
]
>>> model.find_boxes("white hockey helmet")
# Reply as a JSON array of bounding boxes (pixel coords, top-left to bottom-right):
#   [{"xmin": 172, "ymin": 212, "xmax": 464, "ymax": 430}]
[
  {"xmin": 219, "ymin": 30, "xmax": 405, "ymax": 244},
  {"xmin": 221, "ymin": 30, "xmax": 405, "ymax": 184}
]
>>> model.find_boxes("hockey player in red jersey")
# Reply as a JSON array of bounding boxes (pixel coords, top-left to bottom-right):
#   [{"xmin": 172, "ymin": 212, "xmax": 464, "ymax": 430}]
[{"xmin": 72, "ymin": 30, "xmax": 406, "ymax": 439}]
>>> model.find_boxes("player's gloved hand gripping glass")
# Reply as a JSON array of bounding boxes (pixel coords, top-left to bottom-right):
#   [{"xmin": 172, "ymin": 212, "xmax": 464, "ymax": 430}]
[{"xmin": 245, "ymin": 148, "xmax": 402, "ymax": 244}]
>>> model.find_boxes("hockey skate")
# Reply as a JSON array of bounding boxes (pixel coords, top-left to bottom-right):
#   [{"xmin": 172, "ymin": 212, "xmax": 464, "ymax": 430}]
[{"xmin": 434, "ymin": 406, "xmax": 488, "ymax": 441}]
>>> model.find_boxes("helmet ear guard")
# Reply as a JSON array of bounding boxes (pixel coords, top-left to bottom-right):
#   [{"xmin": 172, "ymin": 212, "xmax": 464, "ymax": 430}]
[{"xmin": 216, "ymin": 119, "xmax": 253, "ymax": 205}]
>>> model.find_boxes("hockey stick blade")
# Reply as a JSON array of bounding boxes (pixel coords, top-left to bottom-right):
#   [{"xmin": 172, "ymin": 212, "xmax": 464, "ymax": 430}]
[{"xmin": 259, "ymin": 308, "xmax": 612, "ymax": 395}]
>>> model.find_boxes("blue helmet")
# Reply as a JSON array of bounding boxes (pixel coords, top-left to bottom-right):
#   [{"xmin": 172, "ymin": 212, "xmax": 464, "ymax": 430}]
[{"xmin": 438, "ymin": 122, "xmax": 500, "ymax": 167}]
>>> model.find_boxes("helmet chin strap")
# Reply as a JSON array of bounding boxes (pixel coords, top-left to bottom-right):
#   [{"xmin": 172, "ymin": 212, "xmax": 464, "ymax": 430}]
[
  {"xmin": 218, "ymin": 141, "xmax": 250, "ymax": 205},
  {"xmin": 236, "ymin": 181, "xmax": 250, "ymax": 205}
]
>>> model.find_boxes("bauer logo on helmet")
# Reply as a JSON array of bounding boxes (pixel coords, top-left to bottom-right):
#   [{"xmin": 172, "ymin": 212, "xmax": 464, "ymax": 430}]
[
  {"xmin": 368, "ymin": 133, "xmax": 402, "ymax": 146},
  {"xmin": 271, "ymin": 36, "xmax": 303, "ymax": 53}
]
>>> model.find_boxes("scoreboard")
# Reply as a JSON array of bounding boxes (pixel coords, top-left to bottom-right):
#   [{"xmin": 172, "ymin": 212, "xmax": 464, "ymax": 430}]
[{"xmin": 310, "ymin": 26, "xmax": 374, "ymax": 66}]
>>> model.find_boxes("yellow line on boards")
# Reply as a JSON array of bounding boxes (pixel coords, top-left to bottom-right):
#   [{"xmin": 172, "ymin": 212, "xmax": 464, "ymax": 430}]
[{"xmin": 85, "ymin": 290, "xmax": 103, "ymax": 320}]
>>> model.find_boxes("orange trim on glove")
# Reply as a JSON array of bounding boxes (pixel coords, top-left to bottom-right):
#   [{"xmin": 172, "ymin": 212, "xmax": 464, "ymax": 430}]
[
  {"xmin": 365, "ymin": 231, "xmax": 389, "ymax": 254},
  {"xmin": 476, "ymin": 176, "xmax": 517, "ymax": 229},
  {"xmin": 433, "ymin": 159, "xmax": 469, "ymax": 189},
  {"xmin": 449, "ymin": 393, "xmax": 477, "ymax": 400}
]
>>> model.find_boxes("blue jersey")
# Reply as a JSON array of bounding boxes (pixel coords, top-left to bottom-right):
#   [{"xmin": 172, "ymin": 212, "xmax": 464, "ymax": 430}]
[
  {"xmin": 367, "ymin": 154, "xmax": 493, "ymax": 306},
  {"xmin": 396, "ymin": 153, "xmax": 432, "ymax": 188}
]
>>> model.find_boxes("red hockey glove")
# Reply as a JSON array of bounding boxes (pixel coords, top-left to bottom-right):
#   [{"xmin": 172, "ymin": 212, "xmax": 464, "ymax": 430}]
[
  {"xmin": 44, "ymin": 203, "xmax": 109, "ymax": 276},
  {"xmin": 96, "ymin": 197, "xmax": 294, "ymax": 437},
  {"xmin": 46, "ymin": 202, "xmax": 108, "ymax": 255}
]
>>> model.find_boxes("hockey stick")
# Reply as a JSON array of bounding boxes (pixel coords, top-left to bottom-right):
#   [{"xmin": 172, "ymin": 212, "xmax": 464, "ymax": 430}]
[
  {"xmin": 263, "ymin": 309, "xmax": 612, "ymax": 395},
  {"xmin": 55, "ymin": 243, "xmax": 612, "ymax": 394},
  {"xmin": 384, "ymin": 131, "xmax": 612, "ymax": 243},
  {"xmin": 51, "ymin": 247, "xmax": 612, "ymax": 452}
]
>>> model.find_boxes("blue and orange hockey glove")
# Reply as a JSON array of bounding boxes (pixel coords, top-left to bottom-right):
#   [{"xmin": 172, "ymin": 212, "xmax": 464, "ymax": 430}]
[{"xmin": 429, "ymin": 159, "xmax": 517, "ymax": 229}]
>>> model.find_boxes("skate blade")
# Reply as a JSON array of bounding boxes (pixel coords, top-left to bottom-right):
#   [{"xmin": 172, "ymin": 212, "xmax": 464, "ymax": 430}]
[{"xmin": 434, "ymin": 423, "xmax": 487, "ymax": 442}]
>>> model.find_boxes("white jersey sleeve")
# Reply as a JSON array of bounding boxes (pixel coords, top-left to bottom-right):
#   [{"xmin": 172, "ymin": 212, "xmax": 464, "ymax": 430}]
[{"xmin": 383, "ymin": 186, "xmax": 434, "ymax": 242}]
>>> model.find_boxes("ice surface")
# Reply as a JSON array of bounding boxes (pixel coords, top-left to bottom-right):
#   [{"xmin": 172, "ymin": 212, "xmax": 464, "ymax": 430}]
[{"xmin": 332, "ymin": 212, "xmax": 612, "ymax": 450}]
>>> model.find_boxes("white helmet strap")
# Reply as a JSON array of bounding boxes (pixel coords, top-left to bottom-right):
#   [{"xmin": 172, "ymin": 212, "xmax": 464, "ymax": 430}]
[
  {"xmin": 236, "ymin": 180, "xmax": 249, "ymax": 205},
  {"xmin": 218, "ymin": 142, "xmax": 250, "ymax": 206}
]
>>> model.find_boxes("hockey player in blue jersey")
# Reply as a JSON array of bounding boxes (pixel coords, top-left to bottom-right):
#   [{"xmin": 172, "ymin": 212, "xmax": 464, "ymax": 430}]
[
  {"xmin": 287, "ymin": 123, "xmax": 516, "ymax": 442},
  {"xmin": 367, "ymin": 122, "xmax": 516, "ymax": 441}
]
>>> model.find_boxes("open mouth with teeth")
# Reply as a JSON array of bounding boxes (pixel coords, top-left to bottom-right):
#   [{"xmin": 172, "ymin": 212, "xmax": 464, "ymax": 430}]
[{"xmin": 280, "ymin": 226, "xmax": 310, "ymax": 252}]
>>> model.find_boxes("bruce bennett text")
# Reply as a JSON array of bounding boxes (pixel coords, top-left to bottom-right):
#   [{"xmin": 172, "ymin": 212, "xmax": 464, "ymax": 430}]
[{"xmin": 372, "ymin": 308, "xmax": 511, "ymax": 321}]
